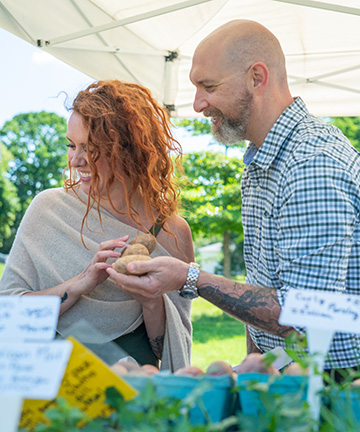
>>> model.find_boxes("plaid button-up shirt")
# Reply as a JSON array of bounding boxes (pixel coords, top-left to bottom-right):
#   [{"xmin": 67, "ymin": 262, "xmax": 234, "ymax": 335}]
[{"xmin": 242, "ymin": 97, "xmax": 360, "ymax": 369}]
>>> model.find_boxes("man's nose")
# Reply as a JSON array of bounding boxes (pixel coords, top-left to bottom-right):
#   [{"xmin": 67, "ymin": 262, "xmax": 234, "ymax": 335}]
[{"xmin": 193, "ymin": 89, "xmax": 209, "ymax": 113}]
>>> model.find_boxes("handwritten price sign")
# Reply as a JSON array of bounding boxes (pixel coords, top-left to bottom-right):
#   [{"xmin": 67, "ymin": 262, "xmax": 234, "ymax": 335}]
[
  {"xmin": 0, "ymin": 341, "xmax": 72, "ymax": 399},
  {"xmin": 0, "ymin": 296, "xmax": 60, "ymax": 341},
  {"xmin": 280, "ymin": 289, "xmax": 360, "ymax": 333},
  {"xmin": 280, "ymin": 288, "xmax": 360, "ymax": 423}
]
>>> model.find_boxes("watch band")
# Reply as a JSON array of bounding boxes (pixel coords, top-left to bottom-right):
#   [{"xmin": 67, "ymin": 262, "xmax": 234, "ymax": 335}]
[{"xmin": 178, "ymin": 262, "xmax": 200, "ymax": 299}]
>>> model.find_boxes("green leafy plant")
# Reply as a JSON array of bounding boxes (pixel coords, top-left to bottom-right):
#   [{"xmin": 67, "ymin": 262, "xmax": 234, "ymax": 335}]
[
  {"xmin": 282, "ymin": 333, "xmax": 313, "ymax": 370},
  {"xmin": 319, "ymin": 374, "xmax": 360, "ymax": 432},
  {"xmin": 236, "ymin": 382, "xmax": 315, "ymax": 432},
  {"xmin": 18, "ymin": 397, "xmax": 89, "ymax": 432},
  {"xmin": 20, "ymin": 382, "xmax": 238, "ymax": 432},
  {"xmin": 18, "ymin": 333, "xmax": 360, "ymax": 432}
]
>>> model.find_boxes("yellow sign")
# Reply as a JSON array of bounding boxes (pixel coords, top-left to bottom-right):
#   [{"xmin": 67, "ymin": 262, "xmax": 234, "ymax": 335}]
[{"xmin": 20, "ymin": 337, "xmax": 137, "ymax": 431}]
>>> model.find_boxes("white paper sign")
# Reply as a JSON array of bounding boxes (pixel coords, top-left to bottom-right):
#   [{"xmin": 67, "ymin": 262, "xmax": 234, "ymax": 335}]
[
  {"xmin": 279, "ymin": 288, "xmax": 360, "ymax": 425},
  {"xmin": 0, "ymin": 296, "xmax": 60, "ymax": 341},
  {"xmin": 279, "ymin": 288, "xmax": 360, "ymax": 333},
  {"xmin": 0, "ymin": 340, "xmax": 72, "ymax": 399},
  {"xmin": 0, "ymin": 397, "xmax": 23, "ymax": 432}
]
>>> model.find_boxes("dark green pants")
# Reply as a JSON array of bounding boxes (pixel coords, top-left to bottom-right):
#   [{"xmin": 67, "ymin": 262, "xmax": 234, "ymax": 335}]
[{"xmin": 113, "ymin": 321, "xmax": 159, "ymax": 367}]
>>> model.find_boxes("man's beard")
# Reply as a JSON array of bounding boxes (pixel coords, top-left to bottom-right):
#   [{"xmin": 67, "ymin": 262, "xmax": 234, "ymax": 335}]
[{"xmin": 205, "ymin": 93, "xmax": 253, "ymax": 145}]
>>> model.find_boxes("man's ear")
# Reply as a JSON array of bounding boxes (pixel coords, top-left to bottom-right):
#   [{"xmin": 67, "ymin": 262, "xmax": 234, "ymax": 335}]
[{"xmin": 248, "ymin": 62, "xmax": 269, "ymax": 94}]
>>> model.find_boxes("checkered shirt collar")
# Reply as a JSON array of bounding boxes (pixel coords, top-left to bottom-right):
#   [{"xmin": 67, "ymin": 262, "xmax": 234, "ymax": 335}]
[{"xmin": 244, "ymin": 97, "xmax": 309, "ymax": 170}]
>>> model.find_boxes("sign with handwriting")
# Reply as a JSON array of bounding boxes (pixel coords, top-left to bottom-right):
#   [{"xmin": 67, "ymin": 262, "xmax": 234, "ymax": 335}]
[
  {"xmin": 280, "ymin": 288, "xmax": 360, "ymax": 333},
  {"xmin": 20, "ymin": 337, "xmax": 137, "ymax": 431},
  {"xmin": 0, "ymin": 341, "xmax": 72, "ymax": 399},
  {"xmin": 0, "ymin": 296, "xmax": 60, "ymax": 341}
]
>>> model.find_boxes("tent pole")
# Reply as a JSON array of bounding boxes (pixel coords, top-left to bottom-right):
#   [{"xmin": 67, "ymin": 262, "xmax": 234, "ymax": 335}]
[
  {"xmin": 40, "ymin": 0, "xmax": 214, "ymax": 47},
  {"xmin": 273, "ymin": 0, "xmax": 360, "ymax": 16}
]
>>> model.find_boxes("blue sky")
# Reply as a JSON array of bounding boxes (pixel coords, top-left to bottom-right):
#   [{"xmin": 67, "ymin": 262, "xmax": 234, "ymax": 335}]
[
  {"xmin": 0, "ymin": 27, "xmax": 244, "ymax": 155},
  {"xmin": 0, "ymin": 28, "xmax": 92, "ymax": 126}
]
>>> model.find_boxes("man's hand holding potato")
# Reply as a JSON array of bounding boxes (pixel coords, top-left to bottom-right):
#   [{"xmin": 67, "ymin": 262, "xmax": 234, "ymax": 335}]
[{"xmin": 106, "ymin": 256, "xmax": 189, "ymax": 298}]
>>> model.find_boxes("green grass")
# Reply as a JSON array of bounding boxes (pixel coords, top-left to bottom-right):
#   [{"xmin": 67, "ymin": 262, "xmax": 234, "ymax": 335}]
[
  {"xmin": 0, "ymin": 262, "xmax": 246, "ymax": 369},
  {"xmin": 191, "ymin": 297, "xmax": 246, "ymax": 370}
]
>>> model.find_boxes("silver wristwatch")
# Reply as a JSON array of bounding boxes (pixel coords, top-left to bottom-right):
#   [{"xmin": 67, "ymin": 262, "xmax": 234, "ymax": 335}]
[{"xmin": 178, "ymin": 262, "xmax": 200, "ymax": 299}]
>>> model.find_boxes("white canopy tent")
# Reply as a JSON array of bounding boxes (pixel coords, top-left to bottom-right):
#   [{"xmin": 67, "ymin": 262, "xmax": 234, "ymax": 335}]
[{"xmin": 1, "ymin": 0, "xmax": 360, "ymax": 117}]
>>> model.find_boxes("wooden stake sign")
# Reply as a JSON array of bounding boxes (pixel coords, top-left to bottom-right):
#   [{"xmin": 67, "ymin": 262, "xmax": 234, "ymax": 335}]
[{"xmin": 280, "ymin": 288, "xmax": 360, "ymax": 424}]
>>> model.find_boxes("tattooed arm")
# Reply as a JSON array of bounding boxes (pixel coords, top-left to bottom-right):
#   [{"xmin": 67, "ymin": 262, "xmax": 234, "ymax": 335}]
[
  {"xmin": 197, "ymin": 274, "xmax": 294, "ymax": 338},
  {"xmin": 142, "ymin": 296, "xmax": 165, "ymax": 360},
  {"xmin": 107, "ymin": 256, "xmax": 294, "ymax": 339}
]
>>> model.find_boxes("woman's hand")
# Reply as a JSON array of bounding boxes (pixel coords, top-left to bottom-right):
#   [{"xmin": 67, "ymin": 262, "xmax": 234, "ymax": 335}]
[
  {"xmin": 77, "ymin": 235, "xmax": 129, "ymax": 295},
  {"xmin": 23, "ymin": 235, "xmax": 130, "ymax": 314}
]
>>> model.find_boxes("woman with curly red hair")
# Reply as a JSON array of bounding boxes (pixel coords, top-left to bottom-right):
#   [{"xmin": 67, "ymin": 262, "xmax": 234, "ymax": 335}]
[{"xmin": 0, "ymin": 80, "xmax": 194, "ymax": 371}]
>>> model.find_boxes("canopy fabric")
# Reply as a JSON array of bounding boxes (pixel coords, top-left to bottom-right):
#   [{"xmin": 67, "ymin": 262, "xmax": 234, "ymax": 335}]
[{"xmin": 1, "ymin": 0, "xmax": 360, "ymax": 117}]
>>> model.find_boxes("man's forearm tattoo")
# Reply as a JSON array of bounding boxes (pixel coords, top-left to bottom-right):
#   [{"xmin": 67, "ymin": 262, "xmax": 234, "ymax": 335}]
[
  {"xmin": 198, "ymin": 282, "xmax": 293, "ymax": 338},
  {"xmin": 149, "ymin": 335, "xmax": 164, "ymax": 360}
]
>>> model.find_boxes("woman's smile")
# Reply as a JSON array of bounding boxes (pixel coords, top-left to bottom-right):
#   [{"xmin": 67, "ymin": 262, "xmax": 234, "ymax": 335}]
[{"xmin": 77, "ymin": 170, "xmax": 92, "ymax": 181}]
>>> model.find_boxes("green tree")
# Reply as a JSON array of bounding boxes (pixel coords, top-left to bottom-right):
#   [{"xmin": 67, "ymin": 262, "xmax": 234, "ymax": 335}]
[
  {"xmin": 179, "ymin": 151, "xmax": 244, "ymax": 278},
  {"xmin": 0, "ymin": 144, "xmax": 20, "ymax": 252},
  {"xmin": 176, "ymin": 118, "xmax": 212, "ymax": 135},
  {"xmin": 330, "ymin": 117, "xmax": 360, "ymax": 152},
  {"xmin": 175, "ymin": 118, "xmax": 246, "ymax": 277},
  {"xmin": 0, "ymin": 111, "xmax": 68, "ymax": 251}
]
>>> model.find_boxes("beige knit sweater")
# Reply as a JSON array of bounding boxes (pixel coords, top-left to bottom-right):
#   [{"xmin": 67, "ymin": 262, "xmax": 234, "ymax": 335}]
[{"xmin": 0, "ymin": 187, "xmax": 192, "ymax": 371}]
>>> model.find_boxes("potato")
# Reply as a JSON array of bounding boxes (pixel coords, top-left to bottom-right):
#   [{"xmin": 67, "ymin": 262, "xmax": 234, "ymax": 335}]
[
  {"xmin": 141, "ymin": 364, "xmax": 160, "ymax": 375},
  {"xmin": 114, "ymin": 361, "xmax": 141, "ymax": 373},
  {"xmin": 113, "ymin": 254, "xmax": 152, "ymax": 275},
  {"xmin": 126, "ymin": 369, "xmax": 149, "ymax": 376},
  {"xmin": 110, "ymin": 363, "xmax": 128, "ymax": 376},
  {"xmin": 233, "ymin": 353, "xmax": 280, "ymax": 375},
  {"xmin": 128, "ymin": 234, "xmax": 157, "ymax": 254},
  {"xmin": 283, "ymin": 362, "xmax": 309, "ymax": 376},
  {"xmin": 114, "ymin": 361, "xmax": 148, "ymax": 376},
  {"xmin": 351, "ymin": 378, "xmax": 360, "ymax": 387},
  {"xmin": 174, "ymin": 366, "xmax": 204, "ymax": 376},
  {"xmin": 122, "ymin": 243, "xmax": 149, "ymax": 257},
  {"xmin": 206, "ymin": 360, "xmax": 233, "ymax": 376}
]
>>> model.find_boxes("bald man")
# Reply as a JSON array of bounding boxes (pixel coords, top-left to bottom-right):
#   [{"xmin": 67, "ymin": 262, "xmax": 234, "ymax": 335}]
[{"xmin": 108, "ymin": 20, "xmax": 360, "ymax": 379}]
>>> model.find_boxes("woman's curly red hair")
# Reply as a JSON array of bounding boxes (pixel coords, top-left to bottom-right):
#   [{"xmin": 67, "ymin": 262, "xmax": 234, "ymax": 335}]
[{"xmin": 64, "ymin": 80, "xmax": 183, "ymax": 235}]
